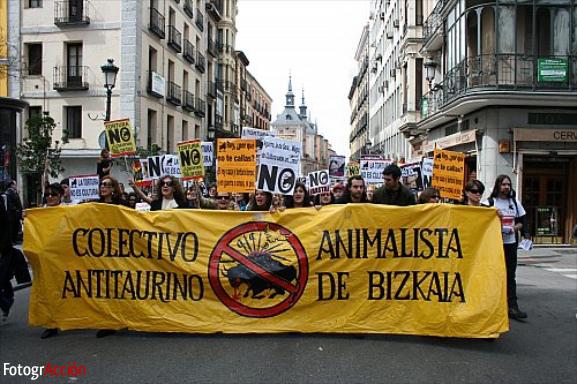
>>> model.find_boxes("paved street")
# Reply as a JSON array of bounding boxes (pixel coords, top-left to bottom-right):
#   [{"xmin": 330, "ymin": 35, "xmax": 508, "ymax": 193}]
[{"xmin": 1, "ymin": 247, "xmax": 576, "ymax": 384}]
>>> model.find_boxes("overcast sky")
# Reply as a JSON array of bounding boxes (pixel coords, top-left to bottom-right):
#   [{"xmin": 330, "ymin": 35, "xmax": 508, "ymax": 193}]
[{"xmin": 236, "ymin": 0, "xmax": 371, "ymax": 158}]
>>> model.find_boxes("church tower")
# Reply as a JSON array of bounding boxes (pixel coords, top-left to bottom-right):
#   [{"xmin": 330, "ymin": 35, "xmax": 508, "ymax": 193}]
[
  {"xmin": 285, "ymin": 74, "xmax": 295, "ymax": 108},
  {"xmin": 299, "ymin": 88, "xmax": 308, "ymax": 120}
]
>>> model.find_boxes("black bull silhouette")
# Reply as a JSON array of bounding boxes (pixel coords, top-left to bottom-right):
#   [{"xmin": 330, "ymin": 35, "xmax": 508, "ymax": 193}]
[{"xmin": 223, "ymin": 253, "xmax": 297, "ymax": 299}]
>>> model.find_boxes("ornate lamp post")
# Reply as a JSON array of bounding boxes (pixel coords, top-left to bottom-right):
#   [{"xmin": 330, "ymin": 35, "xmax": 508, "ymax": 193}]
[{"xmin": 100, "ymin": 58, "xmax": 119, "ymax": 122}]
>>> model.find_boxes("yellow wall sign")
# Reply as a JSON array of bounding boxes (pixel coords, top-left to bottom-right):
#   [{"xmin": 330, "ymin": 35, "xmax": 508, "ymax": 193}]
[
  {"xmin": 216, "ymin": 139, "xmax": 257, "ymax": 193},
  {"xmin": 177, "ymin": 140, "xmax": 204, "ymax": 180},
  {"xmin": 432, "ymin": 149, "xmax": 466, "ymax": 200},
  {"xmin": 104, "ymin": 119, "xmax": 136, "ymax": 158},
  {"xmin": 24, "ymin": 204, "xmax": 508, "ymax": 338}
]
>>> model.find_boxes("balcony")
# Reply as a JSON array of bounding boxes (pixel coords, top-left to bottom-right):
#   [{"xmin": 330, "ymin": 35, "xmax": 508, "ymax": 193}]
[
  {"xmin": 217, "ymin": 43, "xmax": 232, "ymax": 54},
  {"xmin": 195, "ymin": 51, "xmax": 206, "ymax": 73},
  {"xmin": 183, "ymin": 0, "xmax": 194, "ymax": 18},
  {"xmin": 167, "ymin": 81, "xmax": 182, "ymax": 106},
  {"xmin": 54, "ymin": 0, "xmax": 90, "ymax": 26},
  {"xmin": 240, "ymin": 78, "xmax": 247, "ymax": 91},
  {"xmin": 207, "ymin": 38, "xmax": 217, "ymax": 57},
  {"xmin": 183, "ymin": 39, "xmax": 195, "ymax": 64},
  {"xmin": 183, "ymin": 90, "xmax": 195, "ymax": 112},
  {"xmin": 168, "ymin": 25, "xmax": 182, "ymax": 53},
  {"xmin": 207, "ymin": 81, "xmax": 217, "ymax": 98},
  {"xmin": 53, "ymin": 66, "xmax": 89, "ymax": 91},
  {"xmin": 420, "ymin": 54, "xmax": 577, "ymax": 122},
  {"xmin": 194, "ymin": 98, "xmax": 206, "ymax": 117},
  {"xmin": 195, "ymin": 8, "xmax": 204, "ymax": 31},
  {"xmin": 422, "ymin": 0, "xmax": 444, "ymax": 52},
  {"xmin": 149, "ymin": 7, "xmax": 165, "ymax": 39},
  {"xmin": 206, "ymin": 0, "xmax": 223, "ymax": 22}
]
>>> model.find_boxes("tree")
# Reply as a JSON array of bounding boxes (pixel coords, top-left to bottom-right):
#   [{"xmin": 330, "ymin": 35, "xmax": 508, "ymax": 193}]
[{"xmin": 16, "ymin": 114, "xmax": 68, "ymax": 204}]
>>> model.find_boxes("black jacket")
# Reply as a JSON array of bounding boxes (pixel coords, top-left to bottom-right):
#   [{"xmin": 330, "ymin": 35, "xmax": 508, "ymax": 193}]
[{"xmin": 372, "ymin": 184, "xmax": 416, "ymax": 206}]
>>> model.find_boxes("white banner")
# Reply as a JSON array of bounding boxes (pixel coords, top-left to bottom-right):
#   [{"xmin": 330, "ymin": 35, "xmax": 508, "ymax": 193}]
[
  {"xmin": 146, "ymin": 155, "xmax": 182, "ymax": 179},
  {"xmin": 360, "ymin": 158, "xmax": 391, "ymax": 185},
  {"xmin": 307, "ymin": 169, "xmax": 330, "ymax": 195},
  {"xmin": 256, "ymin": 137, "xmax": 301, "ymax": 195},
  {"xmin": 241, "ymin": 127, "xmax": 276, "ymax": 139},
  {"xmin": 69, "ymin": 175, "xmax": 100, "ymax": 203},
  {"xmin": 201, "ymin": 142, "xmax": 214, "ymax": 167}
]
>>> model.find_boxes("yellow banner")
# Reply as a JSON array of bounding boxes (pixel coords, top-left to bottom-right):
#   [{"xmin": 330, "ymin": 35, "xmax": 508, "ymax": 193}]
[
  {"xmin": 24, "ymin": 204, "xmax": 508, "ymax": 338},
  {"xmin": 216, "ymin": 139, "xmax": 256, "ymax": 193},
  {"xmin": 105, "ymin": 119, "xmax": 136, "ymax": 158},
  {"xmin": 432, "ymin": 149, "xmax": 466, "ymax": 200},
  {"xmin": 177, "ymin": 140, "xmax": 204, "ymax": 180}
]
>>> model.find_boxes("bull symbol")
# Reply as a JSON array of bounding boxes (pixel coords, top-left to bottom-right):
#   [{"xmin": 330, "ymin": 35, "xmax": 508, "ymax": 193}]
[{"xmin": 222, "ymin": 252, "xmax": 297, "ymax": 300}]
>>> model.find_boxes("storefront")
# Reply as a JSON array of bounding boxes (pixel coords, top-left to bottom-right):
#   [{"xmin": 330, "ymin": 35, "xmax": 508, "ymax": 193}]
[{"xmin": 515, "ymin": 128, "xmax": 577, "ymax": 244}]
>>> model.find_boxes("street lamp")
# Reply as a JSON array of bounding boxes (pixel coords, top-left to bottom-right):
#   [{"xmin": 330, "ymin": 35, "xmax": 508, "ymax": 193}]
[
  {"xmin": 101, "ymin": 58, "xmax": 119, "ymax": 122},
  {"xmin": 424, "ymin": 57, "xmax": 438, "ymax": 89}
]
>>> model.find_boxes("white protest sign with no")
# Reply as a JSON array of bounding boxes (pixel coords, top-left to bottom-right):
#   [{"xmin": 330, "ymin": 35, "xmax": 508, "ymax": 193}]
[
  {"xmin": 307, "ymin": 170, "xmax": 330, "ymax": 195},
  {"xmin": 257, "ymin": 137, "xmax": 301, "ymax": 195},
  {"xmin": 69, "ymin": 175, "xmax": 100, "ymax": 202},
  {"xmin": 146, "ymin": 155, "xmax": 182, "ymax": 179}
]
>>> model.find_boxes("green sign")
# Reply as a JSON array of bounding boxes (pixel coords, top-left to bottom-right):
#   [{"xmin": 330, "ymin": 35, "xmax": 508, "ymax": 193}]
[{"xmin": 537, "ymin": 58, "xmax": 568, "ymax": 82}]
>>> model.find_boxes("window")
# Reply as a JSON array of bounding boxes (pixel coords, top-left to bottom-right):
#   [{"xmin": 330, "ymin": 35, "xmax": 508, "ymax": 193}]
[
  {"xmin": 65, "ymin": 106, "xmax": 82, "ymax": 138},
  {"xmin": 28, "ymin": 106, "xmax": 42, "ymax": 120},
  {"xmin": 29, "ymin": 0, "xmax": 42, "ymax": 8},
  {"xmin": 182, "ymin": 120, "xmax": 189, "ymax": 141},
  {"xmin": 167, "ymin": 115, "xmax": 174, "ymax": 152},
  {"xmin": 27, "ymin": 44, "xmax": 42, "ymax": 75},
  {"xmin": 147, "ymin": 109, "xmax": 157, "ymax": 147},
  {"xmin": 66, "ymin": 43, "xmax": 83, "ymax": 84}
]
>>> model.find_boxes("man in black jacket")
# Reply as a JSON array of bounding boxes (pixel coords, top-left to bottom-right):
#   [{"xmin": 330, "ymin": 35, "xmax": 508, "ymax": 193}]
[{"xmin": 372, "ymin": 164, "xmax": 416, "ymax": 206}]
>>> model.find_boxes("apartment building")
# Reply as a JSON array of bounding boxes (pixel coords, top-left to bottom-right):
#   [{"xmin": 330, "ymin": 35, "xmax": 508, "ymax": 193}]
[
  {"xmin": 362, "ymin": 0, "xmax": 426, "ymax": 162},
  {"xmin": 246, "ymin": 70, "xmax": 272, "ymax": 131},
  {"xmin": 272, "ymin": 76, "xmax": 334, "ymax": 175},
  {"xmin": 418, "ymin": 0, "xmax": 577, "ymax": 243},
  {"xmin": 348, "ymin": 24, "xmax": 369, "ymax": 161},
  {"xmin": 18, "ymin": 0, "xmax": 244, "ymax": 179}
]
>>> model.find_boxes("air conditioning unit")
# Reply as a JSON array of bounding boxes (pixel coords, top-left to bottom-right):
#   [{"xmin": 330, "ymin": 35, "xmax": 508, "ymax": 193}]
[
  {"xmin": 386, "ymin": 31, "xmax": 393, "ymax": 39},
  {"xmin": 393, "ymin": 19, "xmax": 399, "ymax": 28},
  {"xmin": 390, "ymin": 68, "xmax": 396, "ymax": 77},
  {"xmin": 380, "ymin": 12, "xmax": 385, "ymax": 20}
]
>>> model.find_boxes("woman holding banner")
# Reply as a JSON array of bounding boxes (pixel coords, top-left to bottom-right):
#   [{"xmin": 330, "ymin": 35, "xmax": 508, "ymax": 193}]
[
  {"xmin": 418, "ymin": 188, "xmax": 442, "ymax": 204},
  {"xmin": 98, "ymin": 176, "xmax": 124, "ymax": 205},
  {"xmin": 248, "ymin": 190, "xmax": 274, "ymax": 212},
  {"xmin": 284, "ymin": 183, "xmax": 312, "ymax": 209}
]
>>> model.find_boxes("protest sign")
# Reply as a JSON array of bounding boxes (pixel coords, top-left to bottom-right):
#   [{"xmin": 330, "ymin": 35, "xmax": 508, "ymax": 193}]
[
  {"xmin": 241, "ymin": 127, "xmax": 276, "ymax": 139},
  {"xmin": 422, "ymin": 158, "xmax": 434, "ymax": 189},
  {"xmin": 68, "ymin": 175, "xmax": 99, "ymax": 203},
  {"xmin": 216, "ymin": 139, "xmax": 257, "ymax": 193},
  {"xmin": 104, "ymin": 119, "xmax": 136, "ymax": 158},
  {"xmin": 25, "ymin": 203, "xmax": 508, "ymax": 338},
  {"xmin": 432, "ymin": 149, "xmax": 465, "ymax": 200},
  {"xmin": 146, "ymin": 155, "xmax": 182, "ymax": 179},
  {"xmin": 257, "ymin": 137, "xmax": 301, "ymax": 195},
  {"xmin": 346, "ymin": 161, "xmax": 360, "ymax": 177},
  {"xmin": 401, "ymin": 162, "xmax": 423, "ymax": 191},
  {"xmin": 360, "ymin": 157, "xmax": 391, "ymax": 185},
  {"xmin": 135, "ymin": 202, "xmax": 151, "ymax": 212},
  {"xmin": 329, "ymin": 156, "xmax": 346, "ymax": 178},
  {"xmin": 307, "ymin": 170, "xmax": 330, "ymax": 195},
  {"xmin": 177, "ymin": 140, "xmax": 204, "ymax": 180},
  {"xmin": 201, "ymin": 142, "xmax": 214, "ymax": 167}
]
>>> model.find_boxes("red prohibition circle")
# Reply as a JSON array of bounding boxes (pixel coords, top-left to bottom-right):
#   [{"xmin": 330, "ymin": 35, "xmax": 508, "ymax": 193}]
[{"xmin": 208, "ymin": 221, "xmax": 309, "ymax": 318}]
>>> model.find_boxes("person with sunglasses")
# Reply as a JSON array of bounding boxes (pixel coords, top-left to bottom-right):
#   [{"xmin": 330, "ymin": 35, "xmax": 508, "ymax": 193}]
[
  {"xmin": 418, "ymin": 188, "xmax": 441, "ymax": 204},
  {"xmin": 98, "ymin": 176, "xmax": 124, "ymax": 205},
  {"xmin": 130, "ymin": 175, "xmax": 185, "ymax": 211},
  {"xmin": 463, "ymin": 180, "xmax": 485, "ymax": 207}
]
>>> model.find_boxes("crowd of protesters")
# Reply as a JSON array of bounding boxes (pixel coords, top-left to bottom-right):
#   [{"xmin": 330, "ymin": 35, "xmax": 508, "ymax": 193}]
[{"xmin": 0, "ymin": 162, "xmax": 532, "ymax": 339}]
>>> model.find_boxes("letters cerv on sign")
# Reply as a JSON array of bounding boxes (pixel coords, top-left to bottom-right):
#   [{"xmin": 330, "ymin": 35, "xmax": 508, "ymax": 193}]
[
  {"xmin": 104, "ymin": 118, "xmax": 136, "ymax": 158},
  {"xmin": 208, "ymin": 222, "xmax": 309, "ymax": 318}
]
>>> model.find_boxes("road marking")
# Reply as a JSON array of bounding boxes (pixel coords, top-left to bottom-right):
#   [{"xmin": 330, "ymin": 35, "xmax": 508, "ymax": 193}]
[{"xmin": 544, "ymin": 268, "xmax": 577, "ymax": 273}]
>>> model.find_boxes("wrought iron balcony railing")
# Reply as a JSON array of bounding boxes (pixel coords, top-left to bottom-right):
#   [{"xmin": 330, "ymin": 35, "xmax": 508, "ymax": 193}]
[
  {"xmin": 167, "ymin": 81, "xmax": 182, "ymax": 106},
  {"xmin": 183, "ymin": 90, "xmax": 195, "ymax": 112},
  {"xmin": 54, "ymin": 0, "xmax": 90, "ymax": 26},
  {"xmin": 149, "ymin": 7, "xmax": 165, "ymax": 39},
  {"xmin": 168, "ymin": 25, "xmax": 182, "ymax": 53},
  {"xmin": 195, "ymin": 51, "xmax": 206, "ymax": 73},
  {"xmin": 183, "ymin": 39, "xmax": 195, "ymax": 63},
  {"xmin": 207, "ymin": 81, "xmax": 217, "ymax": 98},
  {"xmin": 420, "ymin": 54, "xmax": 577, "ymax": 120},
  {"xmin": 53, "ymin": 65, "xmax": 89, "ymax": 91},
  {"xmin": 194, "ymin": 97, "xmax": 206, "ymax": 117},
  {"xmin": 195, "ymin": 8, "xmax": 204, "ymax": 31},
  {"xmin": 184, "ymin": 0, "xmax": 194, "ymax": 18}
]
